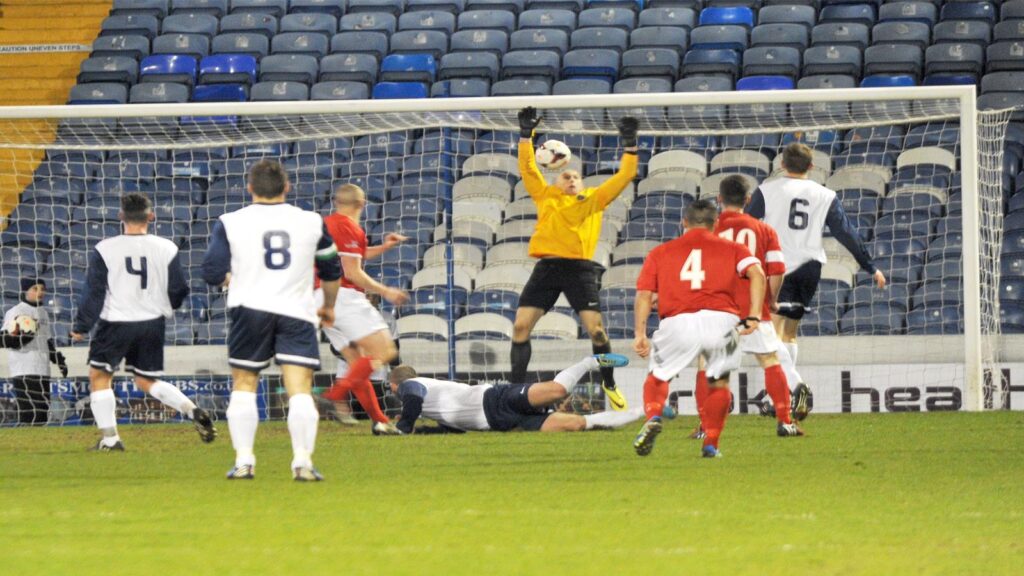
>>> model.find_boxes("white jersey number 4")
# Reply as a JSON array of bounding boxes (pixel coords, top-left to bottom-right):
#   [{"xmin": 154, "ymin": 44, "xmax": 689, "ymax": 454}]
[
  {"xmin": 680, "ymin": 249, "xmax": 705, "ymax": 289},
  {"xmin": 718, "ymin": 228, "xmax": 757, "ymax": 254}
]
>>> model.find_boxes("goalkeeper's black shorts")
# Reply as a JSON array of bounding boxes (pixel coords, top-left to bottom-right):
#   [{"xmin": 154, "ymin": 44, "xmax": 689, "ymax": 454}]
[{"xmin": 518, "ymin": 258, "xmax": 604, "ymax": 313}]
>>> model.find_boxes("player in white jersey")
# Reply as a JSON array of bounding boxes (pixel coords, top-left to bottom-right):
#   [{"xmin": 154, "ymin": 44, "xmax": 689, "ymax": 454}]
[
  {"xmin": 388, "ymin": 355, "xmax": 643, "ymax": 434},
  {"xmin": 71, "ymin": 194, "xmax": 217, "ymax": 451},
  {"xmin": 747, "ymin": 143, "xmax": 886, "ymax": 419},
  {"xmin": 201, "ymin": 159, "xmax": 342, "ymax": 482}
]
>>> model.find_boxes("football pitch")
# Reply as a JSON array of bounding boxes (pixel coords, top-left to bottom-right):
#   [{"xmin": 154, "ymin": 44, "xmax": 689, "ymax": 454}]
[{"xmin": 1, "ymin": 412, "xmax": 1022, "ymax": 576}]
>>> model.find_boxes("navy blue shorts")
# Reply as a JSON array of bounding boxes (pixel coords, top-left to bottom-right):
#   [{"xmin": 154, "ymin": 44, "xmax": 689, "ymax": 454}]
[
  {"xmin": 228, "ymin": 306, "xmax": 321, "ymax": 372},
  {"xmin": 88, "ymin": 318, "xmax": 165, "ymax": 378},
  {"xmin": 776, "ymin": 261, "xmax": 823, "ymax": 320},
  {"xmin": 482, "ymin": 383, "xmax": 550, "ymax": 432}
]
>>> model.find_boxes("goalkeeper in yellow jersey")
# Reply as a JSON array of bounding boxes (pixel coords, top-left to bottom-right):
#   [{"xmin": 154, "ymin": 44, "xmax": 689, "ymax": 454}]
[{"xmin": 510, "ymin": 106, "xmax": 639, "ymax": 411}]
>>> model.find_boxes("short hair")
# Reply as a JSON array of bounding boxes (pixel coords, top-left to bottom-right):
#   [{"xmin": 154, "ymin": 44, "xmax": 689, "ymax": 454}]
[
  {"xmin": 121, "ymin": 193, "xmax": 152, "ymax": 224},
  {"xmin": 249, "ymin": 159, "xmax": 288, "ymax": 198},
  {"xmin": 684, "ymin": 198, "xmax": 719, "ymax": 229},
  {"xmin": 781, "ymin": 143, "xmax": 813, "ymax": 174},
  {"xmin": 389, "ymin": 365, "xmax": 418, "ymax": 385},
  {"xmin": 333, "ymin": 183, "xmax": 366, "ymax": 206},
  {"xmin": 718, "ymin": 175, "xmax": 749, "ymax": 208}
]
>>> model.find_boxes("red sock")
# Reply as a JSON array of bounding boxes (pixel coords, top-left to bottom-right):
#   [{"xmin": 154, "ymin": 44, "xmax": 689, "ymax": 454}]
[
  {"xmin": 349, "ymin": 376, "xmax": 389, "ymax": 424},
  {"xmin": 764, "ymin": 364, "xmax": 792, "ymax": 425},
  {"xmin": 695, "ymin": 370, "xmax": 709, "ymax": 426},
  {"xmin": 702, "ymin": 387, "xmax": 731, "ymax": 449},
  {"xmin": 643, "ymin": 373, "xmax": 669, "ymax": 419}
]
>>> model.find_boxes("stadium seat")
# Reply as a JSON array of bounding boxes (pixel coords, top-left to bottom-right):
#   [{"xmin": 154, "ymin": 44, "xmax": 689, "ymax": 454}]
[
  {"xmin": 451, "ymin": 29, "xmax": 509, "ymax": 56},
  {"xmin": 940, "ymin": 2, "xmax": 996, "ymax": 26},
  {"xmin": 349, "ymin": 0, "xmax": 406, "ymax": 16},
  {"xmin": 199, "ymin": 55, "xmax": 257, "ymax": 85},
  {"xmin": 742, "ymin": 46, "xmax": 801, "ymax": 78},
  {"xmin": 339, "ymin": 12, "xmax": 398, "ymax": 34},
  {"xmin": 491, "ymin": 78, "xmax": 553, "ymax": 95},
  {"xmin": 629, "ymin": 26, "xmax": 689, "ymax": 54},
  {"xmin": 454, "ymin": 312, "xmax": 513, "ymax": 340},
  {"xmin": 211, "ymin": 33, "xmax": 270, "ymax": 57},
  {"xmin": 699, "ymin": 7, "xmax": 754, "ymax": 28},
  {"xmin": 758, "ymin": 4, "xmax": 814, "ymax": 28},
  {"xmin": 820, "ymin": 4, "xmax": 876, "ymax": 28},
  {"xmin": 372, "ymin": 82, "xmax": 429, "ymax": 98},
  {"xmin": 510, "ymin": 29, "xmax": 569, "ymax": 56},
  {"xmin": 751, "ymin": 23, "xmax": 809, "ymax": 50},
  {"xmin": 736, "ymin": 75, "xmax": 793, "ymax": 90},
  {"xmin": 690, "ymin": 25, "xmax": 748, "ymax": 51},
  {"xmin": 571, "ymin": 27, "xmax": 629, "ymax": 52},
  {"xmin": 502, "ymin": 50, "xmax": 562, "ymax": 79},
  {"xmin": 619, "ymin": 220, "xmax": 679, "ymax": 242},
  {"xmin": 152, "ymin": 33, "xmax": 210, "ymax": 60},
  {"xmin": 389, "ymin": 30, "xmax": 449, "ymax": 61},
  {"xmin": 250, "ymin": 81, "xmax": 309, "ymax": 100},
  {"xmin": 519, "ymin": 9, "xmax": 578, "ymax": 34},
  {"xmin": 682, "ymin": 48, "xmax": 739, "ymax": 79},
  {"xmin": 139, "ymin": 54, "xmax": 197, "ymax": 85},
  {"xmin": 192, "ymin": 83, "xmax": 248, "ymax": 102},
  {"xmin": 230, "ymin": 0, "xmax": 287, "ymax": 16},
  {"xmin": 130, "ymin": 82, "xmax": 190, "ymax": 103},
  {"xmin": 91, "ymin": 35, "xmax": 151, "ymax": 60},
  {"xmin": 112, "ymin": 0, "xmax": 169, "ymax": 18},
  {"xmin": 222, "ymin": 12, "xmax": 279, "ymax": 37},
  {"xmin": 77, "ymin": 56, "xmax": 139, "ymax": 86},
  {"xmin": 879, "ymin": 2, "xmax": 936, "ymax": 26},
  {"xmin": 331, "ymin": 32, "xmax": 389, "ymax": 60},
  {"xmin": 256, "ymin": 54, "xmax": 317, "ymax": 84},
  {"xmin": 925, "ymin": 43, "xmax": 984, "ymax": 82},
  {"xmin": 411, "ymin": 0, "xmax": 468, "ymax": 13},
  {"xmin": 440, "ymin": 52, "xmax": 501, "ymax": 82},
  {"xmin": 526, "ymin": 0, "xmax": 584, "ymax": 11},
  {"xmin": 100, "ymin": 14, "xmax": 160, "ymax": 39},
  {"xmin": 171, "ymin": 0, "xmax": 227, "ymax": 16},
  {"xmin": 380, "ymin": 54, "xmax": 438, "ymax": 83},
  {"xmin": 906, "ymin": 306, "xmax": 961, "ymax": 335},
  {"xmin": 638, "ymin": 7, "xmax": 695, "ymax": 30},
  {"xmin": 552, "ymin": 77, "xmax": 610, "ymax": 94},
  {"xmin": 458, "ymin": 10, "xmax": 517, "ymax": 34},
  {"xmin": 986, "ymin": 42, "xmax": 1024, "ymax": 73},
  {"xmin": 803, "ymin": 44, "xmax": 862, "ymax": 79},
  {"xmin": 620, "ymin": 48, "xmax": 680, "ymax": 79},
  {"xmin": 933, "ymin": 20, "xmax": 991, "ymax": 47},
  {"xmin": 860, "ymin": 74, "xmax": 915, "ymax": 87},
  {"xmin": 318, "ymin": 53, "xmax": 377, "ymax": 84},
  {"xmin": 994, "ymin": 21, "xmax": 1024, "ymax": 42},
  {"xmin": 840, "ymin": 303, "xmax": 905, "ymax": 335},
  {"xmin": 399, "ymin": 10, "xmax": 458, "ymax": 34},
  {"xmin": 562, "ymin": 48, "xmax": 620, "ymax": 81},
  {"xmin": 431, "ymin": 78, "xmax": 491, "ymax": 96},
  {"xmin": 577, "ymin": 7, "xmax": 637, "ymax": 31},
  {"xmin": 864, "ymin": 44, "xmax": 923, "ymax": 80},
  {"xmin": 311, "ymin": 81, "xmax": 370, "ymax": 99},
  {"xmin": 870, "ymin": 21, "xmax": 930, "ymax": 50}
]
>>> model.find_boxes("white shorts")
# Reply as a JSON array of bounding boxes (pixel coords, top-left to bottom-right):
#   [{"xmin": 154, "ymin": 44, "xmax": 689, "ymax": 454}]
[
  {"xmin": 648, "ymin": 310, "xmax": 742, "ymax": 381},
  {"xmin": 316, "ymin": 287, "xmax": 388, "ymax": 350},
  {"xmin": 739, "ymin": 321, "xmax": 781, "ymax": 355}
]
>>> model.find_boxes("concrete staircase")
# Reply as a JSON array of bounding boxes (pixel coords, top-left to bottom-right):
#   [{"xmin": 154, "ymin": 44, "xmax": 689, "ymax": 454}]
[{"xmin": 0, "ymin": 0, "xmax": 110, "ymax": 219}]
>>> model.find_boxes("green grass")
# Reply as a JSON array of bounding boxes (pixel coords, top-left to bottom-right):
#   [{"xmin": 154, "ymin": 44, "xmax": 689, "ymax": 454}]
[{"xmin": 1, "ymin": 412, "xmax": 1022, "ymax": 576}]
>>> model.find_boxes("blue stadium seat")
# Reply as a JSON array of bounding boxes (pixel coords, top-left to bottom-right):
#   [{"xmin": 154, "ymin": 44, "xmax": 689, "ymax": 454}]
[
  {"xmin": 503, "ymin": 49, "xmax": 561, "ymax": 79},
  {"xmin": 860, "ymin": 74, "xmax": 916, "ymax": 87},
  {"xmin": 399, "ymin": 10, "xmax": 458, "ymax": 33},
  {"xmin": 212, "ymin": 33, "xmax": 271, "ymax": 58},
  {"xmin": 78, "ymin": 56, "xmax": 139, "ymax": 85},
  {"xmin": 192, "ymin": 83, "xmax": 249, "ymax": 101},
  {"xmin": 681, "ymin": 49, "xmax": 739, "ymax": 80},
  {"xmin": 389, "ymin": 30, "xmax": 449, "ymax": 60},
  {"xmin": 911, "ymin": 279, "xmax": 962, "ymax": 310},
  {"xmin": 629, "ymin": 26, "xmax": 688, "ymax": 54},
  {"xmin": 840, "ymin": 303, "xmax": 905, "ymax": 335},
  {"xmin": 848, "ymin": 284, "xmax": 911, "ymax": 312},
  {"xmin": 639, "ymin": 7, "xmax": 695, "ymax": 29},
  {"xmin": 879, "ymin": 2, "xmax": 936, "ymax": 26},
  {"xmin": 251, "ymin": 81, "xmax": 310, "ymax": 100},
  {"xmin": 553, "ymin": 77, "xmax": 611, "ymax": 93},
  {"xmin": 864, "ymin": 44, "xmax": 923, "ymax": 79},
  {"xmin": 0, "ymin": 222, "xmax": 58, "ymax": 250},
  {"xmin": 291, "ymin": 0, "xmax": 346, "ymax": 17},
  {"xmin": 458, "ymin": 10, "xmax": 518, "ymax": 34},
  {"xmin": 100, "ymin": 15, "xmax": 160, "ymax": 39},
  {"xmin": 199, "ymin": 54, "xmax": 257, "ymax": 85},
  {"xmin": 431, "ymin": 78, "xmax": 492, "ymax": 96},
  {"xmin": 510, "ymin": 28, "xmax": 570, "ymax": 54},
  {"xmin": 690, "ymin": 24, "xmax": 747, "ymax": 51},
  {"xmin": 380, "ymin": 54, "xmax": 438, "ymax": 83},
  {"xmin": 440, "ymin": 52, "xmax": 501, "ymax": 82},
  {"xmin": 271, "ymin": 31, "xmax": 330, "ymax": 57},
  {"xmin": 620, "ymin": 48, "xmax": 680, "ymax": 79},
  {"xmin": 451, "ymin": 29, "xmax": 509, "ymax": 56},
  {"xmin": 153, "ymin": 33, "xmax": 210, "ymax": 59},
  {"xmin": 68, "ymin": 83, "xmax": 128, "ymax": 105},
  {"xmin": 820, "ymin": 4, "xmax": 876, "ymax": 28},
  {"xmin": 870, "ymin": 21, "xmax": 930, "ymax": 50},
  {"xmin": 339, "ymin": 12, "xmax": 398, "ymax": 34},
  {"xmin": 408, "ymin": 287, "xmax": 469, "ymax": 317},
  {"xmin": 136, "ymin": 56, "xmax": 195, "ymax": 89},
  {"xmin": 331, "ymin": 31, "xmax": 389, "ymax": 60},
  {"xmin": 906, "ymin": 306, "xmax": 961, "ymax": 335},
  {"xmin": 91, "ymin": 34, "xmax": 151, "ymax": 60},
  {"xmin": 220, "ymin": 13, "xmax": 278, "ymax": 37},
  {"xmin": 1001, "ymin": 305, "xmax": 1024, "ymax": 334},
  {"xmin": 373, "ymin": 81, "xmax": 430, "ymax": 98},
  {"xmin": 562, "ymin": 48, "xmax": 619, "ymax": 82},
  {"xmin": 940, "ymin": 2, "xmax": 996, "ymax": 26},
  {"xmin": 758, "ymin": 4, "xmax": 814, "ymax": 28},
  {"xmin": 195, "ymin": 322, "xmax": 228, "ymax": 345},
  {"xmin": 985, "ymin": 42, "xmax": 1024, "ymax": 73},
  {"xmin": 571, "ymin": 27, "xmax": 629, "ymax": 51},
  {"xmin": 319, "ymin": 53, "xmax": 378, "ymax": 83},
  {"xmin": 751, "ymin": 23, "xmax": 808, "ymax": 50},
  {"xmin": 872, "ymin": 237, "xmax": 927, "ymax": 264},
  {"xmin": 112, "ymin": 0, "xmax": 169, "ymax": 18},
  {"xmin": 578, "ymin": 7, "xmax": 637, "ymax": 31},
  {"xmin": 742, "ymin": 46, "xmax": 801, "ymax": 78},
  {"xmin": 699, "ymin": 6, "xmax": 754, "ymax": 27},
  {"xmin": 736, "ymin": 75, "xmax": 793, "ymax": 90},
  {"xmin": 629, "ymin": 192, "xmax": 687, "ymax": 221},
  {"xmin": 467, "ymin": 289, "xmax": 519, "ymax": 318},
  {"xmin": 171, "ymin": 0, "xmax": 227, "ymax": 17},
  {"xmin": 620, "ymin": 219, "xmax": 679, "ymax": 241},
  {"xmin": 599, "ymin": 287, "xmax": 636, "ymax": 310},
  {"xmin": 519, "ymin": 9, "xmax": 578, "ymax": 34},
  {"xmin": 874, "ymin": 210, "xmax": 933, "ymax": 240},
  {"xmin": 230, "ymin": 0, "xmax": 287, "ymax": 17}
]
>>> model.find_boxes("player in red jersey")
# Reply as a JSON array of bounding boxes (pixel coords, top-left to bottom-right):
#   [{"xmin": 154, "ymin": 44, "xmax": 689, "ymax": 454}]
[
  {"xmin": 320, "ymin": 183, "xmax": 409, "ymax": 435},
  {"xmin": 691, "ymin": 175, "xmax": 803, "ymax": 438},
  {"xmin": 632, "ymin": 199, "xmax": 766, "ymax": 458}
]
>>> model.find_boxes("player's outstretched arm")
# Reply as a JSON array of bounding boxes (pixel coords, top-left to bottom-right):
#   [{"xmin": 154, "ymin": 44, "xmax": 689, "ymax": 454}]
[
  {"xmin": 594, "ymin": 117, "xmax": 640, "ymax": 208},
  {"xmin": 340, "ymin": 255, "xmax": 408, "ymax": 305},
  {"xmin": 365, "ymin": 233, "xmax": 408, "ymax": 260},
  {"xmin": 824, "ymin": 197, "xmax": 881, "ymax": 285},
  {"xmin": 517, "ymin": 107, "xmax": 550, "ymax": 199},
  {"xmin": 633, "ymin": 290, "xmax": 654, "ymax": 358}
]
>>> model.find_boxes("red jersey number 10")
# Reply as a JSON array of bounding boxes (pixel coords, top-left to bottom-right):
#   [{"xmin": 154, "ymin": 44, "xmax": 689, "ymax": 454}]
[{"xmin": 718, "ymin": 228, "xmax": 757, "ymax": 254}]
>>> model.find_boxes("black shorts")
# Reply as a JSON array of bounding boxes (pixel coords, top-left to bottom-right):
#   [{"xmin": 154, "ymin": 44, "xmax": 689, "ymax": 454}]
[
  {"xmin": 518, "ymin": 258, "xmax": 605, "ymax": 313},
  {"xmin": 88, "ymin": 318, "xmax": 165, "ymax": 378},
  {"xmin": 776, "ymin": 261, "xmax": 823, "ymax": 320},
  {"xmin": 228, "ymin": 306, "xmax": 321, "ymax": 372},
  {"xmin": 482, "ymin": 383, "xmax": 551, "ymax": 432}
]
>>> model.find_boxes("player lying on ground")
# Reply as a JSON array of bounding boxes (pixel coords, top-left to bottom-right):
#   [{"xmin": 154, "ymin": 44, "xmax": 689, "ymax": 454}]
[
  {"xmin": 510, "ymin": 107, "xmax": 638, "ymax": 412},
  {"xmin": 747, "ymin": 143, "xmax": 885, "ymax": 420},
  {"xmin": 633, "ymin": 199, "xmax": 766, "ymax": 458},
  {"xmin": 318, "ymin": 183, "xmax": 407, "ymax": 435},
  {"xmin": 72, "ymin": 193, "xmax": 217, "ymax": 451},
  {"xmin": 693, "ymin": 175, "xmax": 803, "ymax": 439},
  {"xmin": 388, "ymin": 354, "xmax": 643, "ymax": 434}
]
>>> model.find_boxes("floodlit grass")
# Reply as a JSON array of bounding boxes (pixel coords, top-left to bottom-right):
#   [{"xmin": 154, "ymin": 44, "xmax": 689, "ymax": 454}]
[{"xmin": 1, "ymin": 412, "xmax": 1022, "ymax": 576}]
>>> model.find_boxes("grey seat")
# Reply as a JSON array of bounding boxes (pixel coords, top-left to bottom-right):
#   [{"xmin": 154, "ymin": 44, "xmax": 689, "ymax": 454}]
[
  {"xmin": 757, "ymin": 4, "xmax": 815, "ymax": 29},
  {"xmin": 280, "ymin": 13, "xmax": 338, "ymax": 36},
  {"xmin": 553, "ymin": 78, "xmax": 611, "ymax": 94},
  {"xmin": 518, "ymin": 9, "xmax": 577, "ymax": 34},
  {"xmin": 458, "ymin": 10, "xmax": 517, "ymax": 34},
  {"xmin": 690, "ymin": 25, "xmax": 748, "ymax": 51},
  {"xmin": 981, "ymin": 72, "xmax": 1024, "ymax": 93},
  {"xmin": 100, "ymin": 14, "xmax": 160, "ymax": 39},
  {"xmin": 672, "ymin": 76, "xmax": 730, "ymax": 124},
  {"xmin": 638, "ymin": 7, "xmax": 695, "ymax": 30},
  {"xmin": 491, "ymin": 78, "xmax": 552, "ymax": 95},
  {"xmin": 271, "ymin": 32, "xmax": 330, "ymax": 57},
  {"xmin": 620, "ymin": 47, "xmax": 680, "ymax": 79},
  {"xmin": 291, "ymin": 0, "xmax": 347, "ymax": 18},
  {"xmin": 451, "ymin": 29, "xmax": 509, "ymax": 56},
  {"xmin": 161, "ymin": 13, "xmax": 219, "ymax": 37},
  {"xmin": 430, "ymin": 78, "xmax": 490, "ymax": 96},
  {"xmin": 925, "ymin": 42, "xmax": 984, "ymax": 78},
  {"xmin": 803, "ymin": 45, "xmax": 862, "ymax": 79},
  {"xmin": 465, "ymin": 0, "xmax": 521, "ymax": 14},
  {"xmin": 77, "ymin": 56, "xmax": 139, "ymax": 85},
  {"xmin": 91, "ymin": 35, "xmax": 150, "ymax": 59},
  {"xmin": 570, "ymin": 27, "xmax": 629, "ymax": 52},
  {"xmin": 398, "ymin": 10, "xmax": 457, "ymax": 34},
  {"xmin": 864, "ymin": 43, "xmax": 924, "ymax": 79},
  {"xmin": 152, "ymin": 33, "xmax": 209, "ymax": 59},
  {"xmin": 871, "ymin": 21, "xmax": 931, "ymax": 50},
  {"xmin": 260, "ymin": 54, "xmax": 319, "ymax": 84},
  {"xmin": 751, "ymin": 23, "xmax": 808, "ymax": 50},
  {"xmin": 742, "ymin": 46, "xmax": 801, "ymax": 78},
  {"xmin": 390, "ymin": 30, "xmax": 449, "ymax": 60},
  {"xmin": 310, "ymin": 81, "xmax": 370, "ymax": 100},
  {"xmin": 439, "ymin": 51, "xmax": 501, "ymax": 82},
  {"xmin": 933, "ymin": 20, "xmax": 991, "ymax": 47},
  {"xmin": 986, "ymin": 41, "xmax": 1024, "ymax": 73},
  {"xmin": 250, "ymin": 81, "xmax": 310, "ymax": 101},
  {"xmin": 68, "ymin": 83, "xmax": 128, "ymax": 104},
  {"xmin": 501, "ymin": 49, "xmax": 561, "ymax": 79},
  {"xmin": 510, "ymin": 28, "xmax": 569, "ymax": 55},
  {"xmin": 797, "ymin": 74, "xmax": 856, "ymax": 89},
  {"xmin": 220, "ymin": 13, "xmax": 278, "ymax": 38},
  {"xmin": 879, "ymin": 2, "xmax": 936, "ymax": 26},
  {"xmin": 995, "ymin": 21, "xmax": 1024, "ymax": 42},
  {"xmin": 811, "ymin": 23, "xmax": 870, "ymax": 50},
  {"xmin": 230, "ymin": 0, "xmax": 287, "ymax": 17},
  {"xmin": 112, "ymin": 0, "xmax": 168, "ymax": 18},
  {"xmin": 629, "ymin": 26, "xmax": 688, "ymax": 55},
  {"xmin": 339, "ymin": 12, "xmax": 398, "ymax": 35},
  {"xmin": 577, "ymin": 7, "xmax": 636, "ymax": 31},
  {"xmin": 129, "ymin": 81, "xmax": 189, "ymax": 103},
  {"xmin": 211, "ymin": 33, "xmax": 270, "ymax": 58},
  {"xmin": 331, "ymin": 31, "xmax": 389, "ymax": 60},
  {"xmin": 170, "ymin": 0, "xmax": 227, "ymax": 17},
  {"xmin": 319, "ymin": 53, "xmax": 379, "ymax": 83}
]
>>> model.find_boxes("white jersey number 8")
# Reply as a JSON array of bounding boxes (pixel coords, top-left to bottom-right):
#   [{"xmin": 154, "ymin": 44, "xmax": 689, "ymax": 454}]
[
  {"xmin": 679, "ymin": 249, "xmax": 705, "ymax": 289},
  {"xmin": 718, "ymin": 227, "xmax": 757, "ymax": 255}
]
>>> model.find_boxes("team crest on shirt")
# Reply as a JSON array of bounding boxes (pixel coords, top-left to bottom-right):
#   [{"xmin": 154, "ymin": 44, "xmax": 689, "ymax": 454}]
[{"xmin": 576, "ymin": 194, "xmax": 586, "ymax": 201}]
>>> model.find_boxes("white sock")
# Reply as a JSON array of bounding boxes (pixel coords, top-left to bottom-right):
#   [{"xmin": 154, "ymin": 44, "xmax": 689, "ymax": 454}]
[
  {"xmin": 90, "ymin": 389, "xmax": 119, "ymax": 444},
  {"xmin": 779, "ymin": 342, "xmax": 804, "ymax": 388},
  {"xmin": 584, "ymin": 408, "xmax": 645, "ymax": 430},
  {"xmin": 554, "ymin": 356, "xmax": 599, "ymax": 394},
  {"xmin": 148, "ymin": 380, "xmax": 196, "ymax": 418},
  {"xmin": 226, "ymin": 391, "xmax": 258, "ymax": 467},
  {"xmin": 287, "ymin": 393, "xmax": 319, "ymax": 469}
]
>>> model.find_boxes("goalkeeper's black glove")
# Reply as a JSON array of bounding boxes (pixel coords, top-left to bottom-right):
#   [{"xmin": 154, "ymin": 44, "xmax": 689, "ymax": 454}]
[
  {"xmin": 51, "ymin": 350, "xmax": 68, "ymax": 378},
  {"xmin": 617, "ymin": 116, "xmax": 639, "ymax": 149},
  {"xmin": 518, "ymin": 106, "xmax": 542, "ymax": 139}
]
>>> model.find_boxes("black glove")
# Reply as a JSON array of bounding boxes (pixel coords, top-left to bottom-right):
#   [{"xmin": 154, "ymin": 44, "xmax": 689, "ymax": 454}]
[
  {"xmin": 617, "ymin": 116, "xmax": 639, "ymax": 149},
  {"xmin": 51, "ymin": 350, "xmax": 68, "ymax": 378},
  {"xmin": 518, "ymin": 106, "xmax": 542, "ymax": 139}
]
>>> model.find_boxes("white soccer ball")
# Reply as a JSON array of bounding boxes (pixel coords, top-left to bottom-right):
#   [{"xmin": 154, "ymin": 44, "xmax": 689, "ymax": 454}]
[
  {"xmin": 535, "ymin": 139, "xmax": 572, "ymax": 171},
  {"xmin": 4, "ymin": 315, "xmax": 37, "ymax": 335}
]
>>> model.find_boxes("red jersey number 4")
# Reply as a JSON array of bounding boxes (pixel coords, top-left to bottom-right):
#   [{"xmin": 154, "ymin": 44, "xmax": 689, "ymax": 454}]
[{"xmin": 679, "ymin": 249, "xmax": 706, "ymax": 289}]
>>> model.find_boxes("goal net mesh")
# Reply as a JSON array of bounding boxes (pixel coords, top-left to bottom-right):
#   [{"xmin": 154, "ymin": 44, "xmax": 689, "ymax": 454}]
[{"xmin": 0, "ymin": 93, "xmax": 1017, "ymax": 425}]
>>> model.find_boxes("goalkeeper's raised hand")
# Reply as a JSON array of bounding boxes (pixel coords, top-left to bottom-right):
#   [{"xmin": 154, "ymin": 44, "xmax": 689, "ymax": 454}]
[
  {"xmin": 518, "ymin": 106, "xmax": 542, "ymax": 139},
  {"xmin": 617, "ymin": 116, "xmax": 639, "ymax": 149}
]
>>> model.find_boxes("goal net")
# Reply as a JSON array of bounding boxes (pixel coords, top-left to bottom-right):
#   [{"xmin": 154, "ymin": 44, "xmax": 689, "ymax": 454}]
[{"xmin": 0, "ymin": 87, "xmax": 1019, "ymax": 426}]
